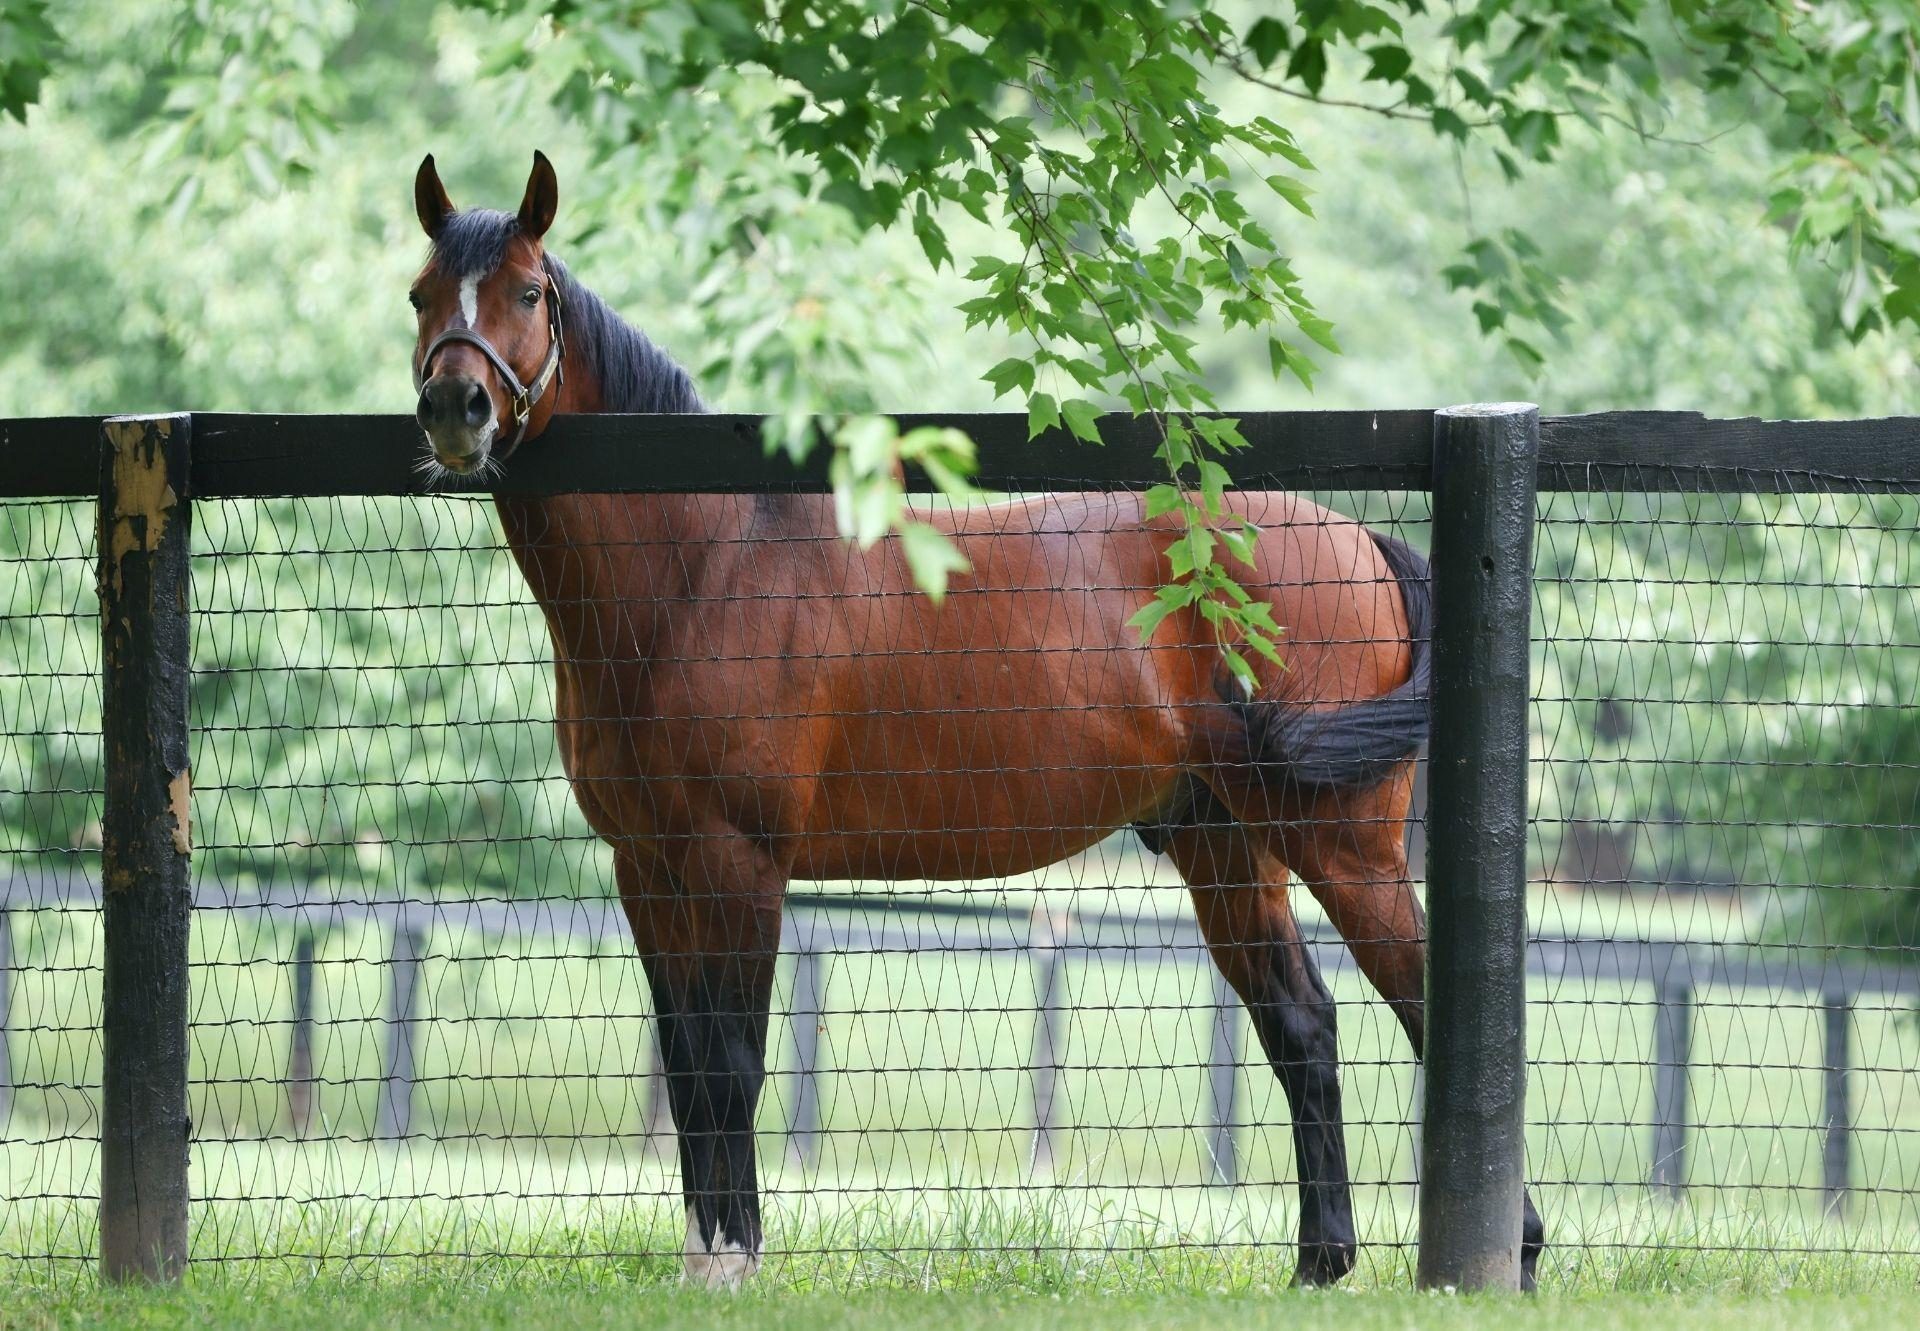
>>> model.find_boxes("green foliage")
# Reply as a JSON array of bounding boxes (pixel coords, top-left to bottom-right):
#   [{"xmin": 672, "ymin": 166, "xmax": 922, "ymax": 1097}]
[
  {"xmin": 144, "ymin": 0, "xmax": 352, "ymax": 204},
  {"xmin": 14, "ymin": 1, "xmax": 1920, "ymax": 667},
  {"xmin": 1215, "ymin": 1, "xmax": 1920, "ymax": 352},
  {"xmin": 0, "ymin": 1, "xmax": 58, "ymax": 123},
  {"xmin": 1530, "ymin": 489, "xmax": 1920, "ymax": 961}
]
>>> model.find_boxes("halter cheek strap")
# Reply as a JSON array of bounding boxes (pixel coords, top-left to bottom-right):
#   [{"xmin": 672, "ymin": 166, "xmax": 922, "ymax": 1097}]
[{"xmin": 414, "ymin": 259, "xmax": 567, "ymax": 451}]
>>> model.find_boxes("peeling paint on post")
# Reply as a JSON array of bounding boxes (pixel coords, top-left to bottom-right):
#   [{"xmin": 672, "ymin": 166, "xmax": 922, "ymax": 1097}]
[
  {"xmin": 1418, "ymin": 403, "xmax": 1538, "ymax": 1294},
  {"xmin": 97, "ymin": 414, "xmax": 193, "ymax": 1283}
]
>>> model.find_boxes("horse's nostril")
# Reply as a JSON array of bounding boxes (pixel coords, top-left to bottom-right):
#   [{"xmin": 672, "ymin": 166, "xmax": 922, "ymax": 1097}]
[
  {"xmin": 416, "ymin": 387, "xmax": 434, "ymax": 423},
  {"xmin": 465, "ymin": 384, "xmax": 491, "ymax": 427}
]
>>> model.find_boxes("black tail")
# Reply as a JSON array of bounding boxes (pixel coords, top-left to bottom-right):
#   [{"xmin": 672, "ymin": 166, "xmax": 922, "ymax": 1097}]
[
  {"xmin": 1134, "ymin": 530, "xmax": 1431, "ymax": 853},
  {"xmin": 1234, "ymin": 529, "xmax": 1431, "ymax": 793}
]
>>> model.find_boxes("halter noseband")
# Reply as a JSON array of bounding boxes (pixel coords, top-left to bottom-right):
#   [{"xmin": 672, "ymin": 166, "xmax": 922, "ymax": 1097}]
[{"xmin": 414, "ymin": 257, "xmax": 566, "ymax": 452}]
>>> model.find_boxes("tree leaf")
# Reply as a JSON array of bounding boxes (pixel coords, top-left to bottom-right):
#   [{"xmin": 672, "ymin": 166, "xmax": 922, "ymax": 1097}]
[
  {"xmin": 982, "ymin": 357, "xmax": 1036, "ymax": 398},
  {"xmin": 1060, "ymin": 397, "xmax": 1103, "ymax": 443},
  {"xmin": 1245, "ymin": 16, "xmax": 1290, "ymax": 68},
  {"xmin": 900, "ymin": 521, "xmax": 970, "ymax": 602},
  {"xmin": 1027, "ymin": 391, "xmax": 1061, "ymax": 439}
]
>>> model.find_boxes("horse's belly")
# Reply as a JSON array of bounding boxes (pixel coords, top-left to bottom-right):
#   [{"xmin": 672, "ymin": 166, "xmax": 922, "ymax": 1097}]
[
  {"xmin": 788, "ymin": 820, "xmax": 1119, "ymax": 882},
  {"xmin": 790, "ymin": 703, "xmax": 1183, "ymax": 880}
]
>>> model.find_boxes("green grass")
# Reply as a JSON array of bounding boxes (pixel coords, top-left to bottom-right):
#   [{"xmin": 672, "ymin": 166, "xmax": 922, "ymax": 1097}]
[{"xmin": 5, "ymin": 1272, "xmax": 1920, "ymax": 1331}]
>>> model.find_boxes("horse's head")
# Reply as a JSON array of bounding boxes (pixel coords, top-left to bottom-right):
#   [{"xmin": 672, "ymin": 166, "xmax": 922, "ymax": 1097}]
[{"xmin": 409, "ymin": 152, "xmax": 566, "ymax": 477}]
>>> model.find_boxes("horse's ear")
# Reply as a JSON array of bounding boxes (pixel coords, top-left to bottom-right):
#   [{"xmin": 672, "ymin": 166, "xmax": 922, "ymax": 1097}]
[
  {"xmin": 518, "ymin": 150, "xmax": 558, "ymax": 241},
  {"xmin": 415, "ymin": 154, "xmax": 454, "ymax": 239}
]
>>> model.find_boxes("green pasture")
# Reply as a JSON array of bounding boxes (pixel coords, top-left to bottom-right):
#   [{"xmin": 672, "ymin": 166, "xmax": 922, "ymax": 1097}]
[
  {"xmin": 3, "ymin": 886, "xmax": 1916, "ymax": 1292},
  {"xmin": 6, "ymin": 1287, "xmax": 1920, "ymax": 1331}
]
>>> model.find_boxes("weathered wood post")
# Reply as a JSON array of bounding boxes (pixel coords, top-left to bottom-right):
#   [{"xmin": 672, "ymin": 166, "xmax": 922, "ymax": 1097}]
[
  {"xmin": 1649, "ymin": 968, "xmax": 1693, "ymax": 1199},
  {"xmin": 1821, "ymin": 989, "xmax": 1852, "ymax": 1218},
  {"xmin": 97, "ymin": 414, "xmax": 194, "ymax": 1283},
  {"xmin": 1417, "ymin": 403, "xmax": 1538, "ymax": 1293},
  {"xmin": 375, "ymin": 916, "xmax": 426, "ymax": 1142},
  {"xmin": 287, "ymin": 931, "xmax": 317, "ymax": 1137},
  {"xmin": 1206, "ymin": 966, "xmax": 1239, "ymax": 1185},
  {"xmin": 1028, "ymin": 906, "xmax": 1070, "ymax": 1175},
  {"xmin": 786, "ymin": 924, "xmax": 824, "ymax": 1168}
]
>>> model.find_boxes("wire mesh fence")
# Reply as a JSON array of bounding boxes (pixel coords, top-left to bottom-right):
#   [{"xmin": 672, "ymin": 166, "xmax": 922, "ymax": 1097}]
[{"xmin": 2, "ymin": 428, "xmax": 1917, "ymax": 1287}]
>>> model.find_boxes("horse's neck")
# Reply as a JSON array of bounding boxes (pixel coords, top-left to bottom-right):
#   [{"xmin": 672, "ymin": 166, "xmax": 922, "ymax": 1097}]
[
  {"xmin": 490, "ymin": 323, "xmax": 765, "ymax": 659},
  {"xmin": 494, "ymin": 491, "xmax": 755, "ymax": 663}
]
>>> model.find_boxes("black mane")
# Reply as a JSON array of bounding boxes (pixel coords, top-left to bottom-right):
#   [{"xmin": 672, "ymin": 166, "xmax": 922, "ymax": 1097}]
[{"xmin": 430, "ymin": 208, "xmax": 704, "ymax": 414}]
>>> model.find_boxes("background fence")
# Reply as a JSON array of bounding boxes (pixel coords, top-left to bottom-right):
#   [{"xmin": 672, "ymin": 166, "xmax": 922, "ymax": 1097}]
[{"xmin": 1, "ymin": 408, "xmax": 1917, "ymax": 1288}]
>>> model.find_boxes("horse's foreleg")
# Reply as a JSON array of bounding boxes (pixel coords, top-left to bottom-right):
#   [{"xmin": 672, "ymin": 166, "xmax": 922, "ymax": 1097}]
[
  {"xmin": 1168, "ymin": 814, "xmax": 1356, "ymax": 1287},
  {"xmin": 619, "ymin": 842, "xmax": 784, "ymax": 1289},
  {"xmin": 1286, "ymin": 772, "xmax": 1545, "ymax": 1290}
]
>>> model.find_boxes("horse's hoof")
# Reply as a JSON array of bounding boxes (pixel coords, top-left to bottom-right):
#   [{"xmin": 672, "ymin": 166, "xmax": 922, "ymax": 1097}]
[
  {"xmin": 1520, "ymin": 1243, "xmax": 1542, "ymax": 1293},
  {"xmin": 1521, "ymin": 1201, "xmax": 1545, "ymax": 1292},
  {"xmin": 683, "ymin": 1208, "xmax": 761, "ymax": 1291},
  {"xmin": 684, "ymin": 1243, "xmax": 760, "ymax": 1291},
  {"xmin": 1290, "ymin": 1239, "xmax": 1357, "ymax": 1288}
]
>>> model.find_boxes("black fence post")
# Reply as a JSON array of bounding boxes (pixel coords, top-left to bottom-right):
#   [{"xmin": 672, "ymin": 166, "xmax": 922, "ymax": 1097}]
[
  {"xmin": 1408, "ymin": 1063, "xmax": 1424, "ymax": 1197},
  {"xmin": 1649, "ymin": 970, "xmax": 1693, "ymax": 1198},
  {"xmin": 97, "ymin": 414, "xmax": 194, "ymax": 1283},
  {"xmin": 1822, "ymin": 990, "xmax": 1852, "ymax": 1218},
  {"xmin": 1418, "ymin": 402, "xmax": 1538, "ymax": 1294}
]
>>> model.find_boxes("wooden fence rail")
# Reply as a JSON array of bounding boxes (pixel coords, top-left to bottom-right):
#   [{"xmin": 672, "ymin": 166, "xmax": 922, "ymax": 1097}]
[{"xmin": 4, "ymin": 410, "xmax": 1920, "ymax": 499}]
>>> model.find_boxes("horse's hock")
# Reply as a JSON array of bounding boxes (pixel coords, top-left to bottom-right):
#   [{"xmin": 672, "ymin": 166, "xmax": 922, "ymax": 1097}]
[{"xmin": 0, "ymin": 407, "xmax": 1916, "ymax": 1288}]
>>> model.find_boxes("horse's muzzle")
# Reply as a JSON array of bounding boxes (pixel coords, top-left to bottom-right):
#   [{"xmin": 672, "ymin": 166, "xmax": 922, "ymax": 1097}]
[{"xmin": 417, "ymin": 374, "xmax": 496, "ymax": 469}]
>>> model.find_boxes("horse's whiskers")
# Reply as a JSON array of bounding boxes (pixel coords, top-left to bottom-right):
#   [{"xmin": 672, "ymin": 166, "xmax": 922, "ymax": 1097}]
[
  {"xmin": 411, "ymin": 439, "xmax": 499, "ymax": 492},
  {"xmin": 411, "ymin": 448, "xmax": 453, "ymax": 492}
]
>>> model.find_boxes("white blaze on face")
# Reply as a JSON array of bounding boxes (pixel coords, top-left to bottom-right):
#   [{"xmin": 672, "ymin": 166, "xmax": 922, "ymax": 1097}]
[
  {"xmin": 683, "ymin": 1206, "xmax": 761, "ymax": 1290},
  {"xmin": 456, "ymin": 272, "xmax": 481, "ymax": 329}
]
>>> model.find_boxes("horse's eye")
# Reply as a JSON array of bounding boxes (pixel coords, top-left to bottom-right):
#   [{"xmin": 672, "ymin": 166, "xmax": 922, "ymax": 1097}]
[
  {"xmin": 408, "ymin": 291, "xmax": 424, "ymax": 312},
  {"xmin": 521, "ymin": 288, "xmax": 541, "ymax": 308}
]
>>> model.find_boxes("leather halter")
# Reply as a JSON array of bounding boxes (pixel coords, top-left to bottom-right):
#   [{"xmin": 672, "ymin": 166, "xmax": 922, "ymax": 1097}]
[{"xmin": 414, "ymin": 257, "xmax": 566, "ymax": 452}]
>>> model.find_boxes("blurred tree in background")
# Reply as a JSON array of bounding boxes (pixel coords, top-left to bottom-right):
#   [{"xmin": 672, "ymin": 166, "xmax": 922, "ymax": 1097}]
[{"xmin": 0, "ymin": 0, "xmax": 1915, "ymax": 953}]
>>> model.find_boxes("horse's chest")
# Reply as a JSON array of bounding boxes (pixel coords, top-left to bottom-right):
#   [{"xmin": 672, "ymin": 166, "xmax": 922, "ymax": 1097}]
[{"xmin": 550, "ymin": 657, "xmax": 802, "ymax": 840}]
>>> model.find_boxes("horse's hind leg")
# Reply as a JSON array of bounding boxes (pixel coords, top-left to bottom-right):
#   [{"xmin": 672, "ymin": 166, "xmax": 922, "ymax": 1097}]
[
  {"xmin": 1164, "ymin": 800, "xmax": 1356, "ymax": 1287},
  {"xmin": 1284, "ymin": 768, "xmax": 1545, "ymax": 1289},
  {"xmin": 616, "ymin": 841, "xmax": 784, "ymax": 1289}
]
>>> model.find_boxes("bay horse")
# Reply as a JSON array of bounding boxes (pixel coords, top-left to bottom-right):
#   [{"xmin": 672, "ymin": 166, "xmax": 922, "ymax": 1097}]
[{"xmin": 405, "ymin": 153, "xmax": 1544, "ymax": 1289}]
